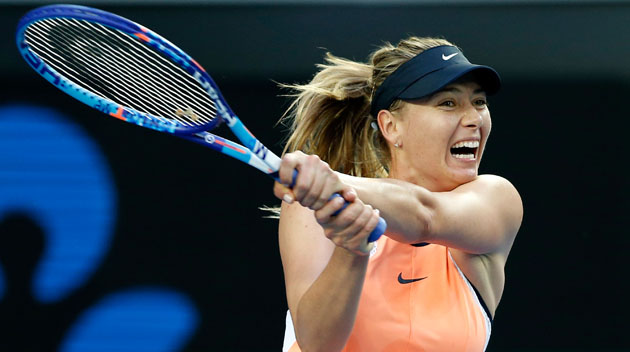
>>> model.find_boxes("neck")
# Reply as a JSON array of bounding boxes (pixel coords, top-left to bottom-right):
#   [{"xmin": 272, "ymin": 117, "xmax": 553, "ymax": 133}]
[
  {"xmin": 389, "ymin": 159, "xmax": 435, "ymax": 191},
  {"xmin": 388, "ymin": 156, "xmax": 460, "ymax": 192}
]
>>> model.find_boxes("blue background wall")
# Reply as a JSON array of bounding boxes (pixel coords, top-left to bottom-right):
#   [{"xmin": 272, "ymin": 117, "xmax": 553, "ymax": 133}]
[{"xmin": 0, "ymin": 1, "xmax": 628, "ymax": 350}]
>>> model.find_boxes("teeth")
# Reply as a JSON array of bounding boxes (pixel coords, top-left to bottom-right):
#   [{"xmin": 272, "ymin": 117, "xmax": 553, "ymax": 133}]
[
  {"xmin": 452, "ymin": 140, "xmax": 480, "ymax": 149},
  {"xmin": 453, "ymin": 154, "xmax": 476, "ymax": 159}
]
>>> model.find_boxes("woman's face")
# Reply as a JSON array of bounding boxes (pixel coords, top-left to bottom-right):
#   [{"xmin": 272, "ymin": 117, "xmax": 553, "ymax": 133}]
[{"xmin": 390, "ymin": 81, "xmax": 492, "ymax": 191}]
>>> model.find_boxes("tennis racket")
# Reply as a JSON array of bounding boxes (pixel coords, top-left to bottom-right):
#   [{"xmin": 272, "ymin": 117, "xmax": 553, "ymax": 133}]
[{"xmin": 16, "ymin": 4, "xmax": 386, "ymax": 242}]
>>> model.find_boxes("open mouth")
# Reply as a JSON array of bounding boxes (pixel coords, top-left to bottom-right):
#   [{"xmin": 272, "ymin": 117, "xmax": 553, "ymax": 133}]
[{"xmin": 450, "ymin": 140, "xmax": 479, "ymax": 160}]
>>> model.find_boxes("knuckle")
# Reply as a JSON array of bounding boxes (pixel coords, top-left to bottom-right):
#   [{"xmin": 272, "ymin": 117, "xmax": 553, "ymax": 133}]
[
  {"xmin": 281, "ymin": 153, "xmax": 294, "ymax": 163},
  {"xmin": 307, "ymin": 155, "xmax": 320, "ymax": 164}
]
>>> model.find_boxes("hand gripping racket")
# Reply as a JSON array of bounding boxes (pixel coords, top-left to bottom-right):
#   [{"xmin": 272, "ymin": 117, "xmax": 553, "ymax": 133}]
[{"xmin": 16, "ymin": 4, "xmax": 386, "ymax": 242}]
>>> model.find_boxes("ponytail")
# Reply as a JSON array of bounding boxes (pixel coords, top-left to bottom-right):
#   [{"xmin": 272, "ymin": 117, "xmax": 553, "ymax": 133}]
[{"xmin": 279, "ymin": 53, "xmax": 389, "ymax": 178}]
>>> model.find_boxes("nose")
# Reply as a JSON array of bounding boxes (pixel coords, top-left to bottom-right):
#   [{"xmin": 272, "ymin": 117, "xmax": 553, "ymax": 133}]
[{"xmin": 461, "ymin": 104, "xmax": 483, "ymax": 129}]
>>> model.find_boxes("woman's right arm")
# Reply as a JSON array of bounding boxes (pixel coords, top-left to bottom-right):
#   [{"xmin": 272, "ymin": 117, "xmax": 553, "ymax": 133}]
[
  {"xmin": 279, "ymin": 201, "xmax": 368, "ymax": 352},
  {"xmin": 276, "ymin": 153, "xmax": 380, "ymax": 352}
]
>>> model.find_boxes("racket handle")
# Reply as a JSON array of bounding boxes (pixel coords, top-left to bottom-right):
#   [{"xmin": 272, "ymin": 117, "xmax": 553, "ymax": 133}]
[{"xmin": 289, "ymin": 170, "xmax": 386, "ymax": 243}]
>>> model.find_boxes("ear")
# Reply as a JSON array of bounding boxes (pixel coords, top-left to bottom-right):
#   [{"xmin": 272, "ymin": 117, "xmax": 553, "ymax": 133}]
[{"xmin": 377, "ymin": 109, "xmax": 402, "ymax": 146}]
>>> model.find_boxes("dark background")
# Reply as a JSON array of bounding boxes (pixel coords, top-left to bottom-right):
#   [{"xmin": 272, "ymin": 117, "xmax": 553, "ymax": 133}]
[{"xmin": 1, "ymin": 1, "xmax": 629, "ymax": 351}]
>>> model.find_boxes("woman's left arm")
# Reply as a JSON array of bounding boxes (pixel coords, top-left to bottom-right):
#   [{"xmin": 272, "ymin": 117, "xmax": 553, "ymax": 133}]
[{"xmin": 339, "ymin": 174, "xmax": 523, "ymax": 255}]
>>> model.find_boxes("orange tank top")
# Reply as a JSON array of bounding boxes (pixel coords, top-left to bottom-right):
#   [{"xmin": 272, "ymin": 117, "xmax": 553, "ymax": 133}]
[{"xmin": 283, "ymin": 236, "xmax": 492, "ymax": 352}]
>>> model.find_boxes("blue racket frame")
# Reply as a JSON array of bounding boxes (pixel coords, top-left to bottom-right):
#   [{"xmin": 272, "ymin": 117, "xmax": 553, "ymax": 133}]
[{"xmin": 16, "ymin": 4, "xmax": 386, "ymax": 242}]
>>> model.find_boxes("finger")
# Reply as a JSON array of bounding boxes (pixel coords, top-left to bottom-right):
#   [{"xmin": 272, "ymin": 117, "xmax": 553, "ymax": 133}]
[
  {"xmin": 339, "ymin": 203, "xmax": 375, "ymax": 239},
  {"xmin": 294, "ymin": 154, "xmax": 327, "ymax": 203},
  {"xmin": 278, "ymin": 151, "xmax": 304, "ymax": 187},
  {"xmin": 308, "ymin": 162, "xmax": 338, "ymax": 210},
  {"xmin": 339, "ymin": 186, "xmax": 357, "ymax": 203},
  {"xmin": 354, "ymin": 209, "xmax": 380, "ymax": 255},
  {"xmin": 273, "ymin": 181, "xmax": 295, "ymax": 204},
  {"xmin": 330, "ymin": 206, "xmax": 377, "ymax": 255},
  {"xmin": 314, "ymin": 171, "xmax": 347, "ymax": 210},
  {"xmin": 313, "ymin": 195, "xmax": 346, "ymax": 225},
  {"xmin": 300, "ymin": 159, "xmax": 329, "ymax": 209},
  {"xmin": 327, "ymin": 198, "xmax": 365, "ymax": 230},
  {"xmin": 321, "ymin": 200, "xmax": 367, "ymax": 245}
]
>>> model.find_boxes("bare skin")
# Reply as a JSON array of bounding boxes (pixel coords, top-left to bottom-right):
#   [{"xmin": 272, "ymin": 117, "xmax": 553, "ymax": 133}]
[{"xmin": 274, "ymin": 81, "xmax": 523, "ymax": 352}]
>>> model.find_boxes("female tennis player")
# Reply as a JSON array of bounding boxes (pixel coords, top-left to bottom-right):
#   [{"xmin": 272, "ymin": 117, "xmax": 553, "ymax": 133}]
[{"xmin": 273, "ymin": 36, "xmax": 523, "ymax": 352}]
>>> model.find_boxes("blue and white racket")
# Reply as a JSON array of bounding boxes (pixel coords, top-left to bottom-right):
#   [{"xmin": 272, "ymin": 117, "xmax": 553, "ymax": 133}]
[{"xmin": 16, "ymin": 4, "xmax": 386, "ymax": 242}]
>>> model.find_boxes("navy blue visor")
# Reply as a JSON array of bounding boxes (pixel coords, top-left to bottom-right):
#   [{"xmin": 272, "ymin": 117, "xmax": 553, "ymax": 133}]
[{"xmin": 370, "ymin": 45, "xmax": 501, "ymax": 117}]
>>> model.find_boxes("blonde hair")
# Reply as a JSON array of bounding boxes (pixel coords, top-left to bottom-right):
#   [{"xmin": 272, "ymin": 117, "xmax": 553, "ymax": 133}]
[{"xmin": 279, "ymin": 36, "xmax": 454, "ymax": 177}]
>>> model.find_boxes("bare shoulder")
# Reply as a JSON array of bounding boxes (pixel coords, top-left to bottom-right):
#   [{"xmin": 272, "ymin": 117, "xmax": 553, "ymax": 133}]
[
  {"xmin": 476, "ymin": 174, "xmax": 523, "ymax": 236},
  {"xmin": 457, "ymin": 174, "xmax": 520, "ymax": 197},
  {"xmin": 477, "ymin": 174, "xmax": 520, "ymax": 192},
  {"xmin": 457, "ymin": 174, "xmax": 522, "ymax": 234}
]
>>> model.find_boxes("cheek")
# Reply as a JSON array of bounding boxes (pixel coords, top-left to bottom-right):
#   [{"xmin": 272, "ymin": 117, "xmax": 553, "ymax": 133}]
[
  {"xmin": 482, "ymin": 113, "xmax": 492, "ymax": 137},
  {"xmin": 480, "ymin": 115, "xmax": 492, "ymax": 153},
  {"xmin": 409, "ymin": 123, "xmax": 450, "ymax": 158}
]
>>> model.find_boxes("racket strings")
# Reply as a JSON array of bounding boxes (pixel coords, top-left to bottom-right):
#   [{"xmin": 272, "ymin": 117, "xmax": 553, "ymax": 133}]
[
  {"xmin": 71, "ymin": 19, "xmax": 216, "ymax": 123},
  {"xmin": 25, "ymin": 18, "xmax": 218, "ymax": 127},
  {"xmin": 28, "ymin": 22, "xmax": 114, "ymax": 103},
  {"xmin": 56, "ymin": 19, "xmax": 193, "ymax": 124},
  {"xmin": 30, "ymin": 19, "xmax": 174, "ymax": 122},
  {"xmin": 30, "ymin": 20, "xmax": 168, "ymax": 122}
]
